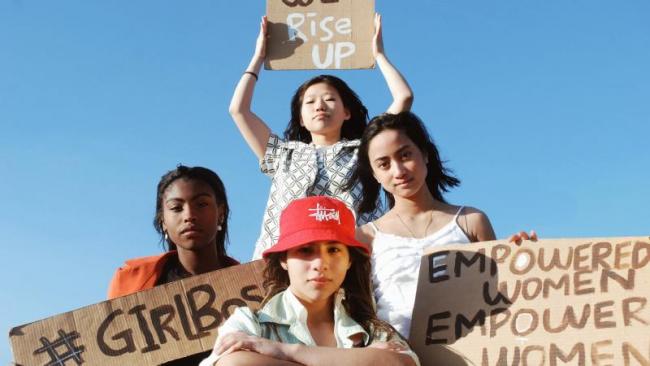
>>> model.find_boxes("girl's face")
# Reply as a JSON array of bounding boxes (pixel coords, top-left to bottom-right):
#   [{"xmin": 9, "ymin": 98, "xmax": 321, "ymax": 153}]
[
  {"xmin": 162, "ymin": 179, "xmax": 222, "ymax": 253},
  {"xmin": 367, "ymin": 129, "xmax": 429, "ymax": 199},
  {"xmin": 282, "ymin": 241, "xmax": 351, "ymax": 306},
  {"xmin": 300, "ymin": 82, "xmax": 351, "ymax": 142}
]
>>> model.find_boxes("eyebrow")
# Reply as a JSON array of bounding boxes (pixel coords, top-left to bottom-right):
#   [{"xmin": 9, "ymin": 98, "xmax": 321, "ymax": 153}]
[
  {"xmin": 373, "ymin": 144, "xmax": 410, "ymax": 163},
  {"xmin": 304, "ymin": 92, "xmax": 335, "ymax": 99},
  {"xmin": 165, "ymin": 193, "xmax": 213, "ymax": 204}
]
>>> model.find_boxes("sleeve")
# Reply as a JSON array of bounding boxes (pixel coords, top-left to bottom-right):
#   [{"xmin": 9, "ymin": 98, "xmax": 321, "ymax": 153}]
[
  {"xmin": 260, "ymin": 133, "xmax": 285, "ymax": 177},
  {"xmin": 198, "ymin": 307, "xmax": 262, "ymax": 366},
  {"xmin": 107, "ymin": 268, "xmax": 124, "ymax": 300}
]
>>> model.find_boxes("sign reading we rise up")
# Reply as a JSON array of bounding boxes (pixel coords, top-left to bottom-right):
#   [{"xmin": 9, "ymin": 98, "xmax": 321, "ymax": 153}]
[{"xmin": 266, "ymin": 0, "xmax": 375, "ymax": 70}]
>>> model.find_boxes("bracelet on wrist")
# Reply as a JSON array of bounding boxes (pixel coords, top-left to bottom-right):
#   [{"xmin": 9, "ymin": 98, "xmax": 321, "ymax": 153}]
[{"xmin": 243, "ymin": 71, "xmax": 258, "ymax": 81}]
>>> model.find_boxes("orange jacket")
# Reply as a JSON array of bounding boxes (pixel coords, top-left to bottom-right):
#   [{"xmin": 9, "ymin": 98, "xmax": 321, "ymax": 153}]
[{"xmin": 107, "ymin": 251, "xmax": 239, "ymax": 299}]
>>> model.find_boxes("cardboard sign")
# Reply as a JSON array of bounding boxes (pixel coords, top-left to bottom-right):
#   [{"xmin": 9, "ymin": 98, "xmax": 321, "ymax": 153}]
[
  {"xmin": 9, "ymin": 260, "xmax": 265, "ymax": 365},
  {"xmin": 265, "ymin": 0, "xmax": 375, "ymax": 70},
  {"xmin": 409, "ymin": 237, "xmax": 650, "ymax": 366}
]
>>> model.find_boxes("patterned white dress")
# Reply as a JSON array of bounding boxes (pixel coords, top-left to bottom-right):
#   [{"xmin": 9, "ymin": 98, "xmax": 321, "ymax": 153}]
[{"xmin": 252, "ymin": 134, "xmax": 384, "ymax": 259}]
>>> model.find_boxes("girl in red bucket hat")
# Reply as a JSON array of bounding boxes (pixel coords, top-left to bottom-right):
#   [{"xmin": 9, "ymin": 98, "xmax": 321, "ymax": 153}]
[{"xmin": 200, "ymin": 196, "xmax": 419, "ymax": 366}]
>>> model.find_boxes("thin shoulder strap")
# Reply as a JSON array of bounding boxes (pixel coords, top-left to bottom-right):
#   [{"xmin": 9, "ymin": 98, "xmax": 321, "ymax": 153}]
[{"xmin": 456, "ymin": 206, "xmax": 471, "ymax": 236}]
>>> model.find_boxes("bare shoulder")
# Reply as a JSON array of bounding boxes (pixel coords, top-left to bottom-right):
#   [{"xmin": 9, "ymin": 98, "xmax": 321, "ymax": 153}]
[
  {"xmin": 356, "ymin": 223, "xmax": 376, "ymax": 246},
  {"xmin": 458, "ymin": 206, "xmax": 496, "ymax": 242},
  {"xmin": 461, "ymin": 206, "xmax": 489, "ymax": 221}
]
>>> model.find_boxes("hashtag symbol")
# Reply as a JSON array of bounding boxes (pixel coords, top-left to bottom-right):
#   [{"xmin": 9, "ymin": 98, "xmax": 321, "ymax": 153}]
[{"xmin": 33, "ymin": 329, "xmax": 85, "ymax": 366}]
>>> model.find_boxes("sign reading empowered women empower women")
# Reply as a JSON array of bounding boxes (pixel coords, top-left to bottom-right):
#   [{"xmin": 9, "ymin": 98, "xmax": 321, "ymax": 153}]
[
  {"xmin": 9, "ymin": 260, "xmax": 265, "ymax": 365},
  {"xmin": 265, "ymin": 0, "xmax": 374, "ymax": 70},
  {"xmin": 409, "ymin": 237, "xmax": 650, "ymax": 366}
]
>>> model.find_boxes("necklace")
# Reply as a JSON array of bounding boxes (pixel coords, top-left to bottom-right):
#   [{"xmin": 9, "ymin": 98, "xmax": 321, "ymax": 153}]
[{"xmin": 395, "ymin": 210, "xmax": 434, "ymax": 239}]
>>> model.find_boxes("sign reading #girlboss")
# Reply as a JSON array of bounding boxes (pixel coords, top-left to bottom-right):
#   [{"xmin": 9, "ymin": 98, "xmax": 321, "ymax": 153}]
[
  {"xmin": 9, "ymin": 260, "xmax": 265, "ymax": 366},
  {"xmin": 266, "ymin": 0, "xmax": 374, "ymax": 70},
  {"xmin": 409, "ymin": 237, "xmax": 650, "ymax": 366}
]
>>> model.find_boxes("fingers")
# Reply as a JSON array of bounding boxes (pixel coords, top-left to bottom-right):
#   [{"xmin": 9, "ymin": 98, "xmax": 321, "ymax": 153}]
[
  {"xmin": 261, "ymin": 15, "xmax": 268, "ymax": 34},
  {"xmin": 214, "ymin": 332, "xmax": 250, "ymax": 356},
  {"xmin": 508, "ymin": 230, "xmax": 538, "ymax": 245},
  {"xmin": 374, "ymin": 13, "xmax": 382, "ymax": 35},
  {"xmin": 369, "ymin": 340, "xmax": 407, "ymax": 352}
]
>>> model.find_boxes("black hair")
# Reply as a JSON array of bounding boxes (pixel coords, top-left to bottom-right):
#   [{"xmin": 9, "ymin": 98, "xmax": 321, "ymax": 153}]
[
  {"xmin": 284, "ymin": 75, "xmax": 368, "ymax": 143},
  {"xmin": 344, "ymin": 111, "xmax": 461, "ymax": 214},
  {"xmin": 153, "ymin": 165, "xmax": 230, "ymax": 258}
]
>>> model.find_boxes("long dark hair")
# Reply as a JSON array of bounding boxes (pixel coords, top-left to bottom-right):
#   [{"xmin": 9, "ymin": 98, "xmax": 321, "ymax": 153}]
[
  {"xmin": 153, "ymin": 165, "xmax": 230, "ymax": 259},
  {"xmin": 284, "ymin": 75, "xmax": 368, "ymax": 143},
  {"xmin": 345, "ymin": 112, "xmax": 461, "ymax": 214},
  {"xmin": 262, "ymin": 247, "xmax": 398, "ymax": 343}
]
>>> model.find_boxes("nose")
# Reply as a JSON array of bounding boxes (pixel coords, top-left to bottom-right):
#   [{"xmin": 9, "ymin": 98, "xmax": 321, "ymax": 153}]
[
  {"xmin": 391, "ymin": 161, "xmax": 407, "ymax": 178},
  {"xmin": 182, "ymin": 204, "xmax": 197, "ymax": 222},
  {"xmin": 312, "ymin": 248, "xmax": 330, "ymax": 271},
  {"xmin": 314, "ymin": 98, "xmax": 326, "ymax": 111}
]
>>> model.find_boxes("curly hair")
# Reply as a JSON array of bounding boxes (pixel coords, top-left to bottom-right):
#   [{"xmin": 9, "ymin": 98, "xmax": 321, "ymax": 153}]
[{"xmin": 261, "ymin": 247, "xmax": 400, "ymax": 344}]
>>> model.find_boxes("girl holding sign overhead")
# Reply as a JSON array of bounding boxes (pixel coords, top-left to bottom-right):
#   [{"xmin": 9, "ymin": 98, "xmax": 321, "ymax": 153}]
[
  {"xmin": 199, "ymin": 196, "xmax": 418, "ymax": 366},
  {"xmin": 345, "ymin": 112, "xmax": 536, "ymax": 338},
  {"xmin": 230, "ymin": 14, "xmax": 413, "ymax": 259}
]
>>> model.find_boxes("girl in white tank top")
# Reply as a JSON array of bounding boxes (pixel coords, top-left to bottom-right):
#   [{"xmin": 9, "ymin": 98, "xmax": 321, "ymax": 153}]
[
  {"xmin": 368, "ymin": 206, "xmax": 470, "ymax": 336},
  {"xmin": 343, "ymin": 112, "xmax": 500, "ymax": 338}
]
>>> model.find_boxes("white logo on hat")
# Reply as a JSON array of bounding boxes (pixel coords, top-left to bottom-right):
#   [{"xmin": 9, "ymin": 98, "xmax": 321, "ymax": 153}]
[{"xmin": 308, "ymin": 203, "xmax": 341, "ymax": 224}]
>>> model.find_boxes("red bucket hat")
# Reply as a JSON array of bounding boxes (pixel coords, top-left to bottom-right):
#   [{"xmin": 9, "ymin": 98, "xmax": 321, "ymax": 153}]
[{"xmin": 262, "ymin": 196, "xmax": 370, "ymax": 258}]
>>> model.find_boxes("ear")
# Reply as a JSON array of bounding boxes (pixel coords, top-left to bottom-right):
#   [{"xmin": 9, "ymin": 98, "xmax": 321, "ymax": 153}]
[
  {"xmin": 343, "ymin": 108, "xmax": 351, "ymax": 121},
  {"xmin": 280, "ymin": 258, "xmax": 288, "ymax": 271},
  {"xmin": 216, "ymin": 204, "xmax": 225, "ymax": 224}
]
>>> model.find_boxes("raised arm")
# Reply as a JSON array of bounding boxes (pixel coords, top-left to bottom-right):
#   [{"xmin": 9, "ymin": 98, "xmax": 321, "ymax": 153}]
[
  {"xmin": 373, "ymin": 13, "xmax": 414, "ymax": 114},
  {"xmin": 228, "ymin": 16, "xmax": 272, "ymax": 160}
]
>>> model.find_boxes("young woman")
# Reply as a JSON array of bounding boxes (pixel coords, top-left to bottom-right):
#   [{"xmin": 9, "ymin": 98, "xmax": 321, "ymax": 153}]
[
  {"xmin": 108, "ymin": 165, "xmax": 239, "ymax": 299},
  {"xmin": 230, "ymin": 14, "xmax": 414, "ymax": 259},
  {"xmin": 345, "ymin": 112, "xmax": 535, "ymax": 338},
  {"xmin": 199, "ymin": 196, "xmax": 419, "ymax": 366}
]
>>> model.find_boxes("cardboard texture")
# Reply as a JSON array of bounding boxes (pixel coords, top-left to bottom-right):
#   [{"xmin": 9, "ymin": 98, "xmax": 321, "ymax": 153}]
[
  {"xmin": 9, "ymin": 260, "xmax": 265, "ymax": 365},
  {"xmin": 265, "ymin": 0, "xmax": 374, "ymax": 70},
  {"xmin": 409, "ymin": 237, "xmax": 650, "ymax": 366}
]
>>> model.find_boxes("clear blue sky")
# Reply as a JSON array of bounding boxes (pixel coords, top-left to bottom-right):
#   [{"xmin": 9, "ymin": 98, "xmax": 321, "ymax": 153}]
[{"xmin": 2, "ymin": 0, "xmax": 649, "ymax": 362}]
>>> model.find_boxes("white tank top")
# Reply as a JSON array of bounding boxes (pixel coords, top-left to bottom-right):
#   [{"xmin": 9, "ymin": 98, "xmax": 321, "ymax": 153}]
[{"xmin": 370, "ymin": 206, "xmax": 470, "ymax": 337}]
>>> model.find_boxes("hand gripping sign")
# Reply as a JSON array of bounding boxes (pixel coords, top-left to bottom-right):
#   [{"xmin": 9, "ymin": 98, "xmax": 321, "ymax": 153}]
[
  {"xmin": 9, "ymin": 260, "xmax": 265, "ymax": 366},
  {"xmin": 408, "ymin": 237, "xmax": 650, "ymax": 366},
  {"xmin": 266, "ymin": 0, "xmax": 375, "ymax": 70}
]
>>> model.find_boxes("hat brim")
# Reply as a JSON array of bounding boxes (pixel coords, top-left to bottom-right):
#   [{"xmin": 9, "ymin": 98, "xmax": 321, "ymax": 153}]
[{"xmin": 262, "ymin": 228, "xmax": 369, "ymax": 258}]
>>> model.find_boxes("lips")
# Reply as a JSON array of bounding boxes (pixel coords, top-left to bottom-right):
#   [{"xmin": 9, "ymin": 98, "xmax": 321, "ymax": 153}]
[
  {"xmin": 395, "ymin": 177, "xmax": 413, "ymax": 187},
  {"xmin": 309, "ymin": 277, "xmax": 331, "ymax": 284},
  {"xmin": 180, "ymin": 226, "xmax": 201, "ymax": 235},
  {"xmin": 313, "ymin": 112, "xmax": 330, "ymax": 120}
]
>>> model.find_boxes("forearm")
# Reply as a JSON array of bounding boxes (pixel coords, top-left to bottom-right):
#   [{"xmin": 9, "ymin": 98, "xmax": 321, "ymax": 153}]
[
  {"xmin": 376, "ymin": 53, "xmax": 413, "ymax": 113},
  {"xmin": 216, "ymin": 351, "xmax": 302, "ymax": 366},
  {"xmin": 282, "ymin": 344, "xmax": 415, "ymax": 366},
  {"xmin": 229, "ymin": 54, "xmax": 263, "ymax": 115},
  {"xmin": 228, "ymin": 53, "xmax": 270, "ymax": 159}
]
